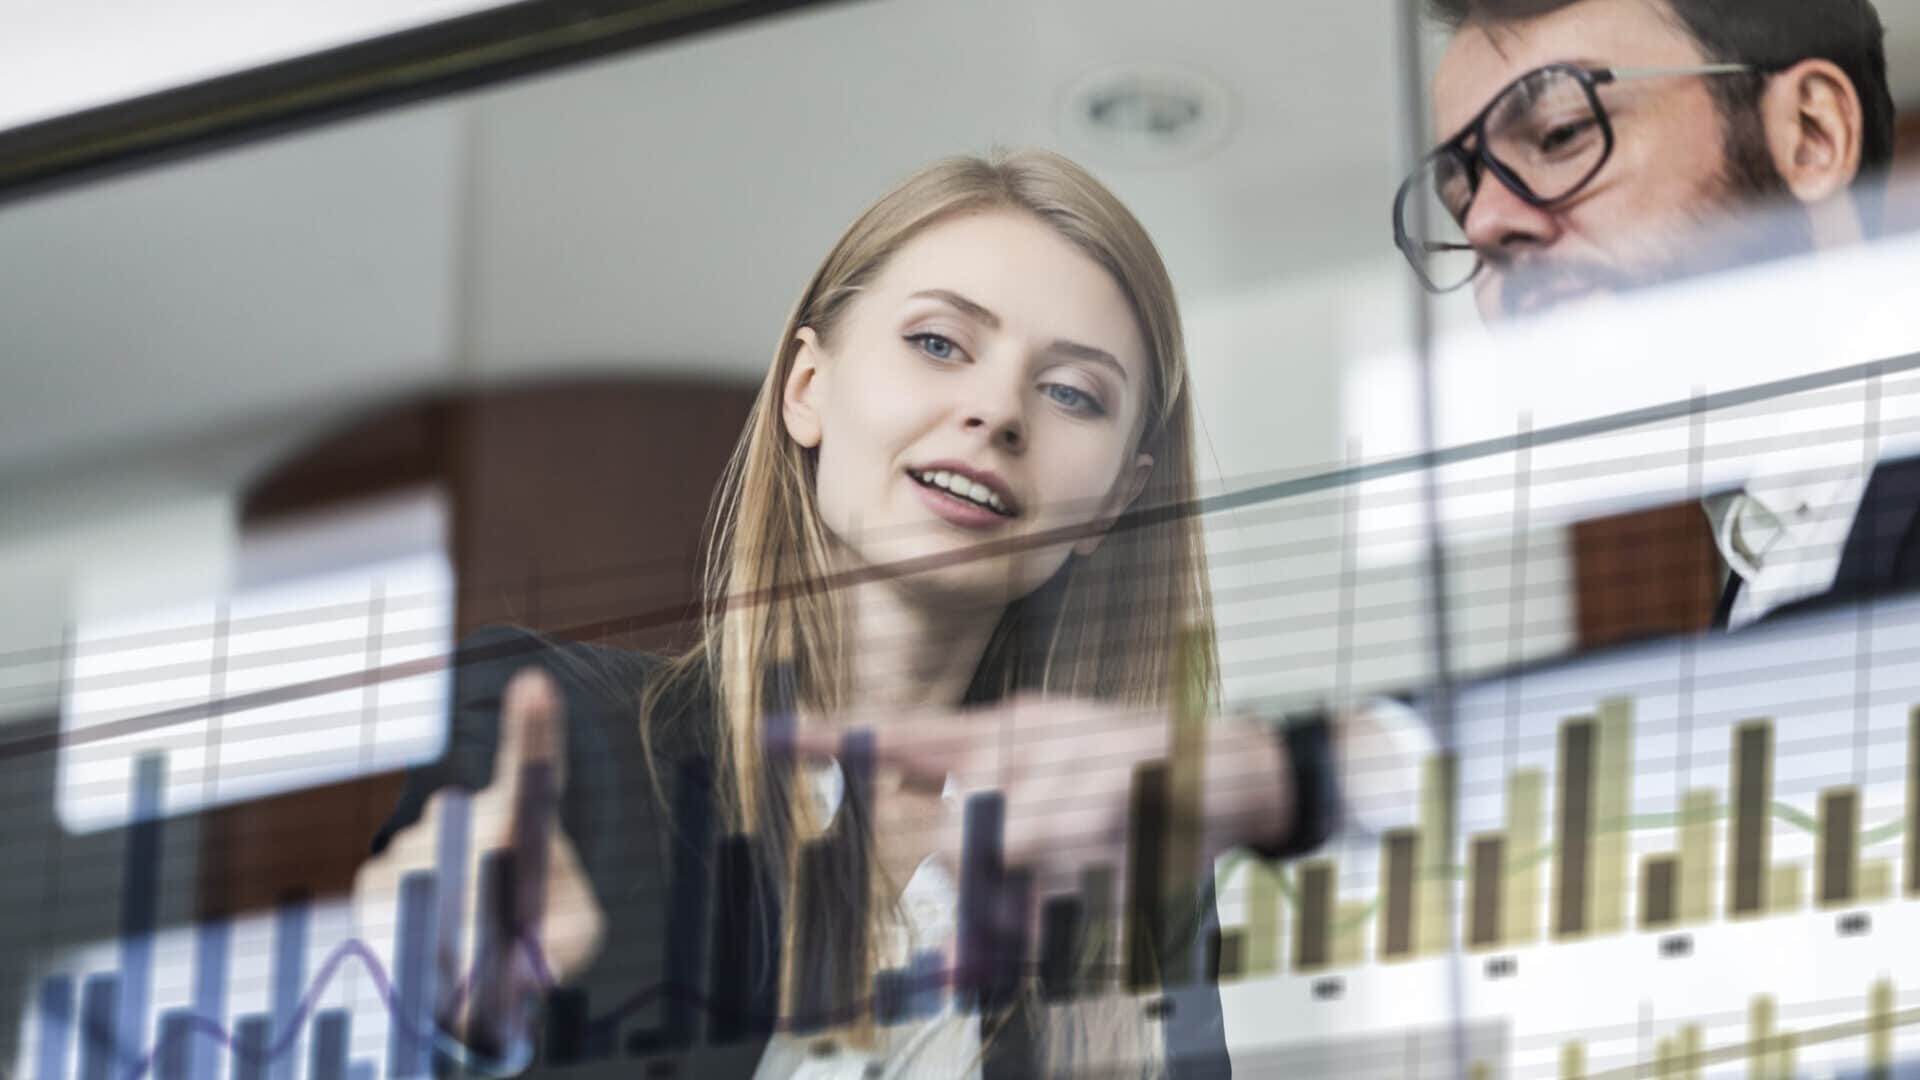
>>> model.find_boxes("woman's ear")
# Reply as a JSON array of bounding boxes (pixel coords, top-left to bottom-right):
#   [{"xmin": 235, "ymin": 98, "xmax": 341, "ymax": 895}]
[
  {"xmin": 1074, "ymin": 452, "xmax": 1155, "ymax": 558},
  {"xmin": 1760, "ymin": 59, "xmax": 1865, "ymax": 220},
  {"xmin": 782, "ymin": 327, "xmax": 827, "ymax": 450}
]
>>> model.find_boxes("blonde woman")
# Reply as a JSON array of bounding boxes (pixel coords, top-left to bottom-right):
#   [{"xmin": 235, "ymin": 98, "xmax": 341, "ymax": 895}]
[{"xmin": 357, "ymin": 149, "xmax": 1333, "ymax": 1078}]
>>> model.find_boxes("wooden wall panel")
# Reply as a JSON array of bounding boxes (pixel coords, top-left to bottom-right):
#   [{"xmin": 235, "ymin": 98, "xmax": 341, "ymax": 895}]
[{"xmin": 200, "ymin": 376, "xmax": 754, "ymax": 916}]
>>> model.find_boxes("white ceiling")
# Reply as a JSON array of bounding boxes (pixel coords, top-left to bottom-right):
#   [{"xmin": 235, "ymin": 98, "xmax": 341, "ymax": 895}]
[{"xmin": 1, "ymin": 0, "xmax": 1916, "ymax": 485}]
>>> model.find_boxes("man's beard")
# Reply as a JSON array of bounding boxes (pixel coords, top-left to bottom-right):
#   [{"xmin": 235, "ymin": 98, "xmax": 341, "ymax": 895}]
[{"xmin": 1497, "ymin": 113, "xmax": 1818, "ymax": 320}]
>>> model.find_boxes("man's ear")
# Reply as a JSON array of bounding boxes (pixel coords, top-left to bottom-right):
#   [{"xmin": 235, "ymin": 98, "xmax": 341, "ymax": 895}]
[
  {"xmin": 1761, "ymin": 58, "xmax": 1865, "ymax": 212},
  {"xmin": 782, "ymin": 327, "xmax": 827, "ymax": 450},
  {"xmin": 1074, "ymin": 452, "xmax": 1155, "ymax": 558}
]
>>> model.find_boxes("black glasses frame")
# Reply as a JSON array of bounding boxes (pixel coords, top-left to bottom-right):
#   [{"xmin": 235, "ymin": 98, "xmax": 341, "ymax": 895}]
[{"xmin": 1392, "ymin": 61, "xmax": 1760, "ymax": 294}]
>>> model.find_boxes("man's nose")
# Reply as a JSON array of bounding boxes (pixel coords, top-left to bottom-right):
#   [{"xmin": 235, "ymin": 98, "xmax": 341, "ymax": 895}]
[{"xmin": 1461, "ymin": 173, "xmax": 1560, "ymax": 261}]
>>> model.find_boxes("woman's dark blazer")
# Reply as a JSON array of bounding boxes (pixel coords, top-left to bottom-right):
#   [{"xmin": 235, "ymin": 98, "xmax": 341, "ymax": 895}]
[{"xmin": 371, "ymin": 626, "xmax": 1238, "ymax": 1078}]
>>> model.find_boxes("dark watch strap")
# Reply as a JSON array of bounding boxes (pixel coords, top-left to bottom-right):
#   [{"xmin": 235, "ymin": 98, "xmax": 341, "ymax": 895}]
[{"xmin": 1254, "ymin": 710, "xmax": 1339, "ymax": 859}]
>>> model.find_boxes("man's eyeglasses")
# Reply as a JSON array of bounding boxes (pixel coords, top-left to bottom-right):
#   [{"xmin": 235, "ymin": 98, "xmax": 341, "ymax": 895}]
[{"xmin": 1392, "ymin": 62, "xmax": 1761, "ymax": 293}]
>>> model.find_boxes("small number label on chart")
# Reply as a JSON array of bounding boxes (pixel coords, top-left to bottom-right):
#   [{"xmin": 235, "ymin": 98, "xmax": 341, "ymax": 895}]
[
  {"xmin": 1312, "ymin": 977, "xmax": 1345, "ymax": 1001},
  {"xmin": 1484, "ymin": 956, "xmax": 1518, "ymax": 979},
  {"xmin": 1659, "ymin": 934, "xmax": 1694, "ymax": 958},
  {"xmin": 1839, "ymin": 913, "xmax": 1872, "ymax": 937}
]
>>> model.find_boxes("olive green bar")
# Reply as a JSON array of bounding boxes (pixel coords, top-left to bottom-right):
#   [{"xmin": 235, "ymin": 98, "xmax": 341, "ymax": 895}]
[
  {"xmin": 1769, "ymin": 864, "xmax": 1805, "ymax": 914},
  {"xmin": 1730, "ymin": 721, "xmax": 1775, "ymax": 917},
  {"xmin": 1590, "ymin": 697, "xmax": 1634, "ymax": 936},
  {"xmin": 1379, "ymin": 828, "xmax": 1419, "ymax": 961},
  {"xmin": 1244, "ymin": 862, "xmax": 1280, "ymax": 976},
  {"xmin": 1560, "ymin": 1042, "xmax": 1586, "ymax": 1080},
  {"xmin": 1213, "ymin": 928, "xmax": 1245, "ymax": 981},
  {"xmin": 1330, "ymin": 900, "xmax": 1369, "ymax": 969},
  {"xmin": 1774, "ymin": 1032, "xmax": 1797, "ymax": 1078},
  {"xmin": 1818, "ymin": 787, "xmax": 1861, "ymax": 908},
  {"xmin": 1871, "ymin": 978, "xmax": 1895, "ymax": 1072},
  {"xmin": 1555, "ymin": 718, "xmax": 1597, "ymax": 939},
  {"xmin": 1640, "ymin": 853, "xmax": 1679, "ymax": 929},
  {"xmin": 1293, "ymin": 859, "xmax": 1334, "ymax": 973},
  {"xmin": 1677, "ymin": 1024, "xmax": 1702, "ymax": 1080},
  {"xmin": 1908, "ymin": 708, "xmax": 1920, "ymax": 896},
  {"xmin": 1417, "ymin": 753, "xmax": 1459, "ymax": 955},
  {"xmin": 1861, "ymin": 859, "xmax": 1894, "ymax": 903},
  {"xmin": 1678, "ymin": 788, "xmax": 1718, "ymax": 924},
  {"xmin": 1469, "ymin": 833, "xmax": 1505, "ymax": 950},
  {"xmin": 1655, "ymin": 1035, "xmax": 1675, "ymax": 1080},
  {"xmin": 1504, "ymin": 768, "xmax": 1546, "ymax": 945},
  {"xmin": 1749, "ymin": 995, "xmax": 1776, "ymax": 1080}
]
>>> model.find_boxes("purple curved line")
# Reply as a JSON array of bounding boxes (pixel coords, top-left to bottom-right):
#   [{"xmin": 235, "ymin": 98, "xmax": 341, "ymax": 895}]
[{"xmin": 113, "ymin": 930, "xmax": 990, "ymax": 1080}]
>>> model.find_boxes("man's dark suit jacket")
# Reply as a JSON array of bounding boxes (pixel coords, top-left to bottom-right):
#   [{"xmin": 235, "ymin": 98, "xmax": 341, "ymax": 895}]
[
  {"xmin": 1714, "ymin": 454, "xmax": 1920, "ymax": 628},
  {"xmin": 370, "ymin": 626, "xmax": 1237, "ymax": 1078}
]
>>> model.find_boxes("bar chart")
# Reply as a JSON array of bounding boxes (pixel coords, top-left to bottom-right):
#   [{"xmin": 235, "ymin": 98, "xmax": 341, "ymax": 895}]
[
  {"xmin": 1213, "ymin": 590, "xmax": 1920, "ymax": 1077},
  {"xmin": 19, "ymin": 593, "xmax": 1920, "ymax": 1077}
]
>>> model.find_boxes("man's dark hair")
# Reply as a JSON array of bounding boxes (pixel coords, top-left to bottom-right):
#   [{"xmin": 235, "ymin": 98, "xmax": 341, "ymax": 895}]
[{"xmin": 1428, "ymin": 0, "xmax": 1897, "ymax": 226}]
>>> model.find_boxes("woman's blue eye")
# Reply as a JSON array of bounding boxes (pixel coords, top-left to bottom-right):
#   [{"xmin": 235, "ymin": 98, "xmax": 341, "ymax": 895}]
[
  {"xmin": 1044, "ymin": 383, "xmax": 1105, "ymax": 416},
  {"xmin": 908, "ymin": 333, "xmax": 959, "ymax": 361}
]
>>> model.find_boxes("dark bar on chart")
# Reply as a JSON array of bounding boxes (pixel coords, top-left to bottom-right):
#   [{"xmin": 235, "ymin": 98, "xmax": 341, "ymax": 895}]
[
  {"xmin": 270, "ymin": 894, "xmax": 309, "ymax": 1080},
  {"xmin": 431, "ymin": 788, "xmax": 471, "ymax": 1031},
  {"xmin": 909, "ymin": 950, "xmax": 945, "ymax": 1020},
  {"xmin": 154, "ymin": 1009, "xmax": 195, "ymax": 1080},
  {"xmin": 837, "ymin": 732, "xmax": 875, "ymax": 1007},
  {"xmin": 1640, "ymin": 855, "xmax": 1678, "ymax": 928},
  {"xmin": 708, "ymin": 833, "xmax": 779, "ymax": 1045},
  {"xmin": 388, "ymin": 870, "xmax": 439, "ymax": 1078},
  {"xmin": 1729, "ymin": 721, "xmax": 1773, "ymax": 916},
  {"xmin": 956, "ymin": 792, "xmax": 1007, "ymax": 1010},
  {"xmin": 1293, "ymin": 860, "xmax": 1333, "ymax": 972},
  {"xmin": 873, "ymin": 969, "xmax": 908, "ymax": 1026},
  {"xmin": 1079, "ymin": 865, "xmax": 1115, "ymax": 995},
  {"xmin": 467, "ymin": 851, "xmax": 518, "ymax": 1046},
  {"xmin": 77, "ymin": 973, "xmax": 119, "ymax": 1080},
  {"xmin": 118, "ymin": 754, "xmax": 166, "ymax": 1073},
  {"xmin": 35, "ymin": 975, "xmax": 75, "ymax": 1080},
  {"xmin": 1555, "ymin": 718, "xmax": 1595, "ymax": 938},
  {"xmin": 1125, "ymin": 762, "xmax": 1171, "ymax": 993},
  {"xmin": 234, "ymin": 1014, "xmax": 271, "ymax": 1080},
  {"xmin": 1819, "ymin": 787, "xmax": 1860, "ymax": 908},
  {"xmin": 988, "ymin": 868, "xmax": 1034, "ymax": 1010},
  {"xmin": 190, "ymin": 920, "xmax": 230, "ymax": 1080},
  {"xmin": 310, "ymin": 1010, "xmax": 350, "ymax": 1080},
  {"xmin": 630, "ymin": 755, "xmax": 716, "ymax": 1054},
  {"xmin": 542, "ymin": 988, "xmax": 590, "ymax": 1066},
  {"xmin": 1468, "ymin": 835, "xmax": 1504, "ymax": 949},
  {"xmin": 786, "ymin": 838, "xmax": 840, "ymax": 1033},
  {"xmin": 1039, "ymin": 895, "xmax": 1085, "ymax": 1001},
  {"xmin": 1908, "ymin": 708, "xmax": 1920, "ymax": 896},
  {"xmin": 1380, "ymin": 829, "xmax": 1418, "ymax": 959}
]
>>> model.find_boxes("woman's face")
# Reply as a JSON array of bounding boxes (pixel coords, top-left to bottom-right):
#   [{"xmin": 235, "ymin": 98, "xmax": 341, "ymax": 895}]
[{"xmin": 782, "ymin": 209, "xmax": 1156, "ymax": 608}]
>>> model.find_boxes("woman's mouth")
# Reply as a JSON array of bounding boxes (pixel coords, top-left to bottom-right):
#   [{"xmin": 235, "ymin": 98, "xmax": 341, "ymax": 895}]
[{"xmin": 907, "ymin": 468, "xmax": 1018, "ymax": 527}]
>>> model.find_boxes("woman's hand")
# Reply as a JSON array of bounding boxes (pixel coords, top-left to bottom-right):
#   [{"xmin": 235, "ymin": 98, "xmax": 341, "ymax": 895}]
[
  {"xmin": 352, "ymin": 669, "xmax": 605, "ymax": 1057},
  {"xmin": 787, "ymin": 692, "xmax": 1292, "ymax": 909}
]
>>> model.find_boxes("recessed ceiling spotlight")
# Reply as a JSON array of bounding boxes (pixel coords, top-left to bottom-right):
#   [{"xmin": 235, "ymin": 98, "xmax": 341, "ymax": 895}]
[{"xmin": 1057, "ymin": 61, "xmax": 1236, "ymax": 168}]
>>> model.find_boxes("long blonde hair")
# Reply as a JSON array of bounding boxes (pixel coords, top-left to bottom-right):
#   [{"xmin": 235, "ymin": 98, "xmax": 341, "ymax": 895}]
[{"xmin": 643, "ymin": 147, "xmax": 1219, "ymax": 1075}]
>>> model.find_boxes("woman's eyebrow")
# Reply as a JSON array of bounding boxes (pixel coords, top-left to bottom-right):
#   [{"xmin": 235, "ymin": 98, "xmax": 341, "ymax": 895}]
[
  {"xmin": 909, "ymin": 288, "xmax": 1130, "ymax": 385},
  {"xmin": 910, "ymin": 288, "xmax": 1000, "ymax": 328},
  {"xmin": 1045, "ymin": 340, "xmax": 1129, "ymax": 385}
]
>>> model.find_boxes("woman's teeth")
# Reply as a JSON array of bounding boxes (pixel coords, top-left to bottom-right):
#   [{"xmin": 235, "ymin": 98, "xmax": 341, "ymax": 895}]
[{"xmin": 910, "ymin": 469, "xmax": 1011, "ymax": 515}]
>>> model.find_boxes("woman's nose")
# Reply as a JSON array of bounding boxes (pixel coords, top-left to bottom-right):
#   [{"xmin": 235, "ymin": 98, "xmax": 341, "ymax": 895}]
[{"xmin": 962, "ymin": 367, "xmax": 1027, "ymax": 451}]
